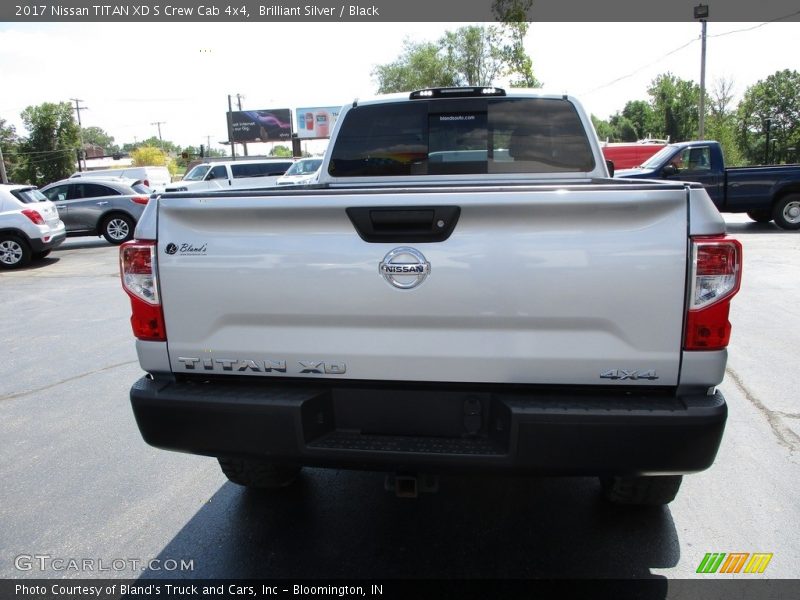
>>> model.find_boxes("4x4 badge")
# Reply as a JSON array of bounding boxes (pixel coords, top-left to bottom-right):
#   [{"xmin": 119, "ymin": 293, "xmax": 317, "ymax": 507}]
[{"xmin": 600, "ymin": 369, "xmax": 659, "ymax": 381}]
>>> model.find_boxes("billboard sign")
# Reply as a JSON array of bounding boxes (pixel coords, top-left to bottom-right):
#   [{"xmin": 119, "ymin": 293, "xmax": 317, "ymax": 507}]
[
  {"xmin": 295, "ymin": 106, "xmax": 341, "ymax": 139},
  {"xmin": 227, "ymin": 109, "xmax": 292, "ymax": 143}
]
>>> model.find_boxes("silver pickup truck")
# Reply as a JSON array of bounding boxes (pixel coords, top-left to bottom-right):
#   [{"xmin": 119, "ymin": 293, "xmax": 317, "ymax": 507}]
[{"xmin": 121, "ymin": 88, "xmax": 742, "ymax": 506}]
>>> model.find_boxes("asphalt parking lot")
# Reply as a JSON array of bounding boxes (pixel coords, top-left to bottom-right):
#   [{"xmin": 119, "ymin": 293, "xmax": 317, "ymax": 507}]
[{"xmin": 1, "ymin": 215, "xmax": 798, "ymax": 582}]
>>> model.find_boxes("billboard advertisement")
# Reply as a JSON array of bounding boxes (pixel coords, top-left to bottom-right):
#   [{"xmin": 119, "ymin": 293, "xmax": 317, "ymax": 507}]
[
  {"xmin": 295, "ymin": 106, "xmax": 341, "ymax": 139},
  {"xmin": 227, "ymin": 109, "xmax": 293, "ymax": 143}
]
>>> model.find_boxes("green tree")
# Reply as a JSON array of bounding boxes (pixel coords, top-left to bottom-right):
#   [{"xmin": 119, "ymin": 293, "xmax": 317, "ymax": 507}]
[
  {"xmin": 18, "ymin": 102, "xmax": 81, "ymax": 185},
  {"xmin": 440, "ymin": 25, "xmax": 505, "ymax": 87},
  {"xmin": 647, "ymin": 73, "xmax": 702, "ymax": 142},
  {"xmin": 130, "ymin": 145, "xmax": 177, "ymax": 176},
  {"xmin": 492, "ymin": 0, "xmax": 540, "ymax": 87},
  {"xmin": 591, "ymin": 113, "xmax": 639, "ymax": 143},
  {"xmin": 608, "ymin": 114, "xmax": 638, "ymax": 142},
  {"xmin": 82, "ymin": 126, "xmax": 119, "ymax": 155},
  {"xmin": 621, "ymin": 100, "xmax": 658, "ymax": 140},
  {"xmin": 591, "ymin": 115, "xmax": 615, "ymax": 143},
  {"xmin": 705, "ymin": 77, "xmax": 744, "ymax": 166},
  {"xmin": 736, "ymin": 69, "xmax": 800, "ymax": 164},
  {"xmin": 373, "ymin": 21, "xmax": 540, "ymax": 93},
  {"xmin": 141, "ymin": 136, "xmax": 179, "ymax": 154},
  {"xmin": 1, "ymin": 117, "xmax": 22, "ymax": 182},
  {"xmin": 373, "ymin": 40, "xmax": 458, "ymax": 93},
  {"xmin": 269, "ymin": 145, "xmax": 293, "ymax": 157}
]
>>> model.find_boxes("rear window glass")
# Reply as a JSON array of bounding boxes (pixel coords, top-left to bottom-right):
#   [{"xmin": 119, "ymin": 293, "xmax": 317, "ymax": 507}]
[
  {"xmin": 74, "ymin": 183, "xmax": 118, "ymax": 198},
  {"xmin": 231, "ymin": 162, "xmax": 292, "ymax": 178},
  {"xmin": 132, "ymin": 182, "xmax": 152, "ymax": 194},
  {"xmin": 329, "ymin": 98, "xmax": 595, "ymax": 177},
  {"xmin": 11, "ymin": 188, "xmax": 48, "ymax": 203}
]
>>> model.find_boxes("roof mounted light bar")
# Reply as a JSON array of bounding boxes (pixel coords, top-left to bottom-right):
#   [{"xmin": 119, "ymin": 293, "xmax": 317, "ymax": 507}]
[{"xmin": 409, "ymin": 87, "xmax": 507, "ymax": 99}]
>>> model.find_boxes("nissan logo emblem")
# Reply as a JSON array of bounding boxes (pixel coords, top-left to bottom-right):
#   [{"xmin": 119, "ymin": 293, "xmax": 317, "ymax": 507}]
[{"xmin": 379, "ymin": 247, "xmax": 430, "ymax": 290}]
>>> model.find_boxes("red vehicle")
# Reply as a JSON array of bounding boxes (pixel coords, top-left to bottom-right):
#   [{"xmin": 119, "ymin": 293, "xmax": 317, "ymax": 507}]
[{"xmin": 602, "ymin": 139, "xmax": 668, "ymax": 170}]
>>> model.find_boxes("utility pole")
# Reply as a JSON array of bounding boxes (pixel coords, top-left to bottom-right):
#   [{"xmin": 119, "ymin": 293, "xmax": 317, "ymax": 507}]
[
  {"xmin": 694, "ymin": 4, "xmax": 709, "ymax": 140},
  {"xmin": 70, "ymin": 98, "xmax": 88, "ymax": 171},
  {"xmin": 151, "ymin": 121, "xmax": 166, "ymax": 149},
  {"xmin": 227, "ymin": 95, "xmax": 236, "ymax": 160},
  {"xmin": 235, "ymin": 93, "xmax": 248, "ymax": 156}
]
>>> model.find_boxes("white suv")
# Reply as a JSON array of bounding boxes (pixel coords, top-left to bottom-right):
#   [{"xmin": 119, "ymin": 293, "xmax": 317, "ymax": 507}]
[{"xmin": 0, "ymin": 184, "xmax": 66, "ymax": 269}]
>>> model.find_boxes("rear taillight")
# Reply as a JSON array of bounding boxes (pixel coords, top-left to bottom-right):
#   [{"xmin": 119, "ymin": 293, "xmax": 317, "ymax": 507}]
[
  {"xmin": 22, "ymin": 209, "xmax": 45, "ymax": 225},
  {"xmin": 143, "ymin": 179, "xmax": 150, "ymax": 187},
  {"xmin": 131, "ymin": 196, "xmax": 149, "ymax": 205},
  {"xmin": 684, "ymin": 236, "xmax": 742, "ymax": 351},
  {"xmin": 120, "ymin": 241, "xmax": 166, "ymax": 341}
]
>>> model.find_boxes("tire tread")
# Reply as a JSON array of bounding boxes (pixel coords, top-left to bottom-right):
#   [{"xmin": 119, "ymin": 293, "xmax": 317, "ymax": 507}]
[
  {"xmin": 218, "ymin": 457, "xmax": 301, "ymax": 489},
  {"xmin": 601, "ymin": 475, "xmax": 683, "ymax": 506}
]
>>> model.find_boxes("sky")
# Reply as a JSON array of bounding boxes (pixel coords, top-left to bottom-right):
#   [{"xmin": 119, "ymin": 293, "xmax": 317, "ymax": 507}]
[{"xmin": 0, "ymin": 19, "xmax": 798, "ymax": 155}]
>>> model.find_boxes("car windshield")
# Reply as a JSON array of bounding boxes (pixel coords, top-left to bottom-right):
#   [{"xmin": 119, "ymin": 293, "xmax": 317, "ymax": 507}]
[
  {"xmin": 11, "ymin": 188, "xmax": 48, "ymax": 203},
  {"xmin": 640, "ymin": 145, "xmax": 678, "ymax": 169},
  {"xmin": 285, "ymin": 159, "xmax": 322, "ymax": 176},
  {"xmin": 184, "ymin": 165, "xmax": 211, "ymax": 181}
]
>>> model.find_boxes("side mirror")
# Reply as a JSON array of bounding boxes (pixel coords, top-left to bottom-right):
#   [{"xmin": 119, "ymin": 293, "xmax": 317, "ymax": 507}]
[
  {"xmin": 605, "ymin": 159, "xmax": 615, "ymax": 177},
  {"xmin": 662, "ymin": 164, "xmax": 678, "ymax": 177}
]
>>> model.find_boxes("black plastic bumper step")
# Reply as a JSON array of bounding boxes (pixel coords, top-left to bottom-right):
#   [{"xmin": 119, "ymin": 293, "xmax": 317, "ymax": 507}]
[{"xmin": 307, "ymin": 431, "xmax": 506, "ymax": 455}]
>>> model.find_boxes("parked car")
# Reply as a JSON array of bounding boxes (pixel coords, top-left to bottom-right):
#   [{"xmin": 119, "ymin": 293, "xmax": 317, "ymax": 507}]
[
  {"xmin": 615, "ymin": 140, "xmax": 800, "ymax": 229},
  {"xmin": 166, "ymin": 159, "xmax": 295, "ymax": 192},
  {"xmin": 70, "ymin": 166, "xmax": 171, "ymax": 193},
  {"xmin": 40, "ymin": 177, "xmax": 151, "ymax": 244},
  {"xmin": 0, "ymin": 184, "xmax": 66, "ymax": 269},
  {"xmin": 275, "ymin": 157, "xmax": 323, "ymax": 185}
]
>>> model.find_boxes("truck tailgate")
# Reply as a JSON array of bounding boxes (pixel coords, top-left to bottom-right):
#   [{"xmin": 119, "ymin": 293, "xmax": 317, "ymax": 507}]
[{"xmin": 156, "ymin": 185, "xmax": 689, "ymax": 386}]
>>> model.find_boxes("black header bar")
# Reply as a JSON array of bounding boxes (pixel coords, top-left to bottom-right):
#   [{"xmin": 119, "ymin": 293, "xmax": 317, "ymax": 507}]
[{"xmin": 3, "ymin": 0, "xmax": 800, "ymax": 22}]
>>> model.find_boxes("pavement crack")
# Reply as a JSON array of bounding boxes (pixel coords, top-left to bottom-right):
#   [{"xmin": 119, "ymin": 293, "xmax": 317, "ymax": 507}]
[
  {"xmin": 0, "ymin": 360, "xmax": 138, "ymax": 401},
  {"xmin": 725, "ymin": 366, "xmax": 800, "ymax": 453}
]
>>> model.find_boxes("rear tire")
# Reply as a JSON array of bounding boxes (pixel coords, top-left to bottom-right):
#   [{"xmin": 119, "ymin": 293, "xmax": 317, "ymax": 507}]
[
  {"xmin": 101, "ymin": 213, "xmax": 135, "ymax": 244},
  {"xmin": 600, "ymin": 475, "xmax": 683, "ymax": 506},
  {"xmin": 746, "ymin": 210, "xmax": 772, "ymax": 224},
  {"xmin": 772, "ymin": 194, "xmax": 800, "ymax": 230},
  {"xmin": 218, "ymin": 457, "xmax": 301, "ymax": 489},
  {"xmin": 0, "ymin": 235, "xmax": 31, "ymax": 269}
]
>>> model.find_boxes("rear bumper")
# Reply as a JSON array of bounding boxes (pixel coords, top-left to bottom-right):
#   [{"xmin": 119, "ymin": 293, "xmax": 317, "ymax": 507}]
[
  {"xmin": 130, "ymin": 376, "xmax": 727, "ymax": 476},
  {"xmin": 29, "ymin": 229, "xmax": 66, "ymax": 252}
]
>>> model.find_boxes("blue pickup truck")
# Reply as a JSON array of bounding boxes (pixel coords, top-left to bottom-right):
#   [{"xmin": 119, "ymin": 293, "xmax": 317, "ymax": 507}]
[{"xmin": 615, "ymin": 140, "xmax": 800, "ymax": 230}]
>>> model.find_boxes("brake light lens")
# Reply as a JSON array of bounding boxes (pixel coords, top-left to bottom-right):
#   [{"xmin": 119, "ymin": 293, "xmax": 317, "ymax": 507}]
[
  {"xmin": 684, "ymin": 236, "xmax": 742, "ymax": 350},
  {"xmin": 120, "ymin": 241, "xmax": 166, "ymax": 341},
  {"xmin": 131, "ymin": 196, "xmax": 149, "ymax": 205},
  {"xmin": 22, "ymin": 209, "xmax": 45, "ymax": 225}
]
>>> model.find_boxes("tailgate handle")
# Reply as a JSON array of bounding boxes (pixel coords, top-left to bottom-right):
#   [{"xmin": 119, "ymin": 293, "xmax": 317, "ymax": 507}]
[{"xmin": 346, "ymin": 206, "xmax": 460, "ymax": 243}]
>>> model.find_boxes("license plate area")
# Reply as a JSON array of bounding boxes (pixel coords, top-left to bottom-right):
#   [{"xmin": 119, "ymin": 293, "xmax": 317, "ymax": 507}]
[{"xmin": 300, "ymin": 386, "xmax": 511, "ymax": 456}]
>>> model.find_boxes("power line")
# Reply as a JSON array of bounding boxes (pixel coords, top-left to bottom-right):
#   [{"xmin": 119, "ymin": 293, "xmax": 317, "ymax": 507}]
[
  {"xmin": 4, "ymin": 148, "xmax": 79, "ymax": 157},
  {"xmin": 580, "ymin": 10, "xmax": 800, "ymax": 100},
  {"xmin": 709, "ymin": 10, "xmax": 800, "ymax": 38},
  {"xmin": 580, "ymin": 37, "xmax": 698, "ymax": 96}
]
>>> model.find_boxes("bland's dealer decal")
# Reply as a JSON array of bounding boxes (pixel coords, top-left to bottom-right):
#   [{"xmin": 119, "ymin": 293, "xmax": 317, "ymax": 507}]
[{"xmin": 165, "ymin": 243, "xmax": 207, "ymax": 256}]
